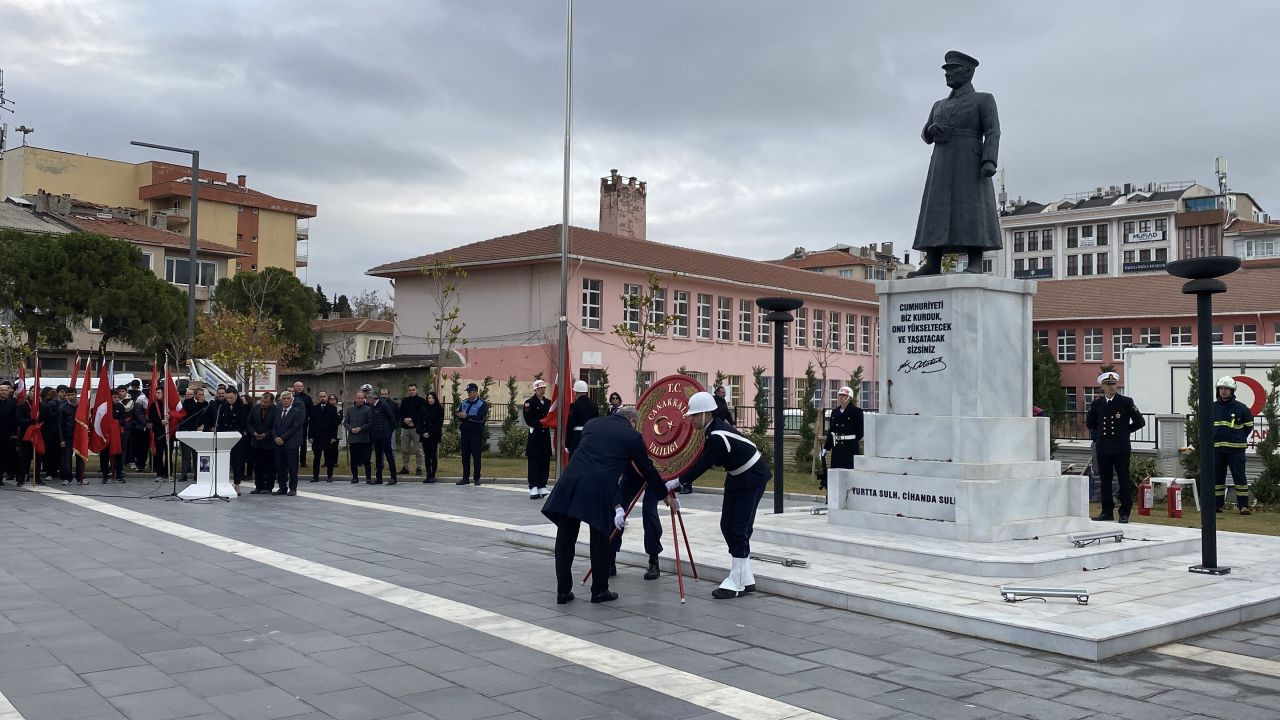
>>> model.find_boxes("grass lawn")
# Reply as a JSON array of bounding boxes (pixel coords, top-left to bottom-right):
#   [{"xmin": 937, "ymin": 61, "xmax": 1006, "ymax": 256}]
[{"xmin": 1092, "ymin": 501, "xmax": 1280, "ymax": 536}]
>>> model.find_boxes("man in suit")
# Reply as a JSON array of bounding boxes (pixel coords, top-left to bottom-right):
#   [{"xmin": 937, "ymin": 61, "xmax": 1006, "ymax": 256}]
[
  {"xmin": 271, "ymin": 391, "xmax": 307, "ymax": 496},
  {"xmin": 291, "ymin": 381, "xmax": 314, "ymax": 468},
  {"xmin": 1085, "ymin": 371, "xmax": 1146, "ymax": 523},
  {"xmin": 309, "ymin": 390, "xmax": 341, "ymax": 482}
]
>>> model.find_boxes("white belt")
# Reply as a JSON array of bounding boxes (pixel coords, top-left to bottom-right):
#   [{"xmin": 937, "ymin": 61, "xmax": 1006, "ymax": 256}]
[
  {"xmin": 833, "ymin": 434, "xmax": 859, "ymax": 441},
  {"xmin": 728, "ymin": 450, "xmax": 762, "ymax": 476},
  {"xmin": 572, "ymin": 426, "xmax": 584, "ymax": 431}
]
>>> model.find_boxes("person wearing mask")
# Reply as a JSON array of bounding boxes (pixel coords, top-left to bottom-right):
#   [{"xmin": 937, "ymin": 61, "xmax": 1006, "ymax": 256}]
[
  {"xmin": 419, "ymin": 391, "xmax": 444, "ymax": 483},
  {"xmin": 541, "ymin": 407, "xmax": 668, "ymax": 604},
  {"xmin": 522, "ymin": 379, "xmax": 552, "ymax": 498},
  {"xmin": 147, "ymin": 387, "xmax": 170, "ymax": 482},
  {"xmin": 607, "ymin": 392, "xmax": 623, "ymax": 415},
  {"xmin": 398, "ymin": 384, "xmax": 427, "ymax": 476},
  {"xmin": 369, "ymin": 388, "xmax": 399, "ymax": 485},
  {"xmin": 566, "ymin": 380, "xmax": 597, "ymax": 457},
  {"xmin": 344, "ymin": 391, "xmax": 373, "ymax": 484},
  {"xmin": 455, "ymin": 382, "xmax": 488, "ymax": 485},
  {"xmin": 246, "ymin": 392, "xmax": 278, "ymax": 494},
  {"xmin": 291, "ymin": 381, "xmax": 314, "ymax": 468},
  {"xmin": 1212, "ymin": 376, "xmax": 1254, "ymax": 515},
  {"xmin": 673, "ymin": 391, "xmax": 771, "ymax": 599},
  {"xmin": 271, "ymin": 391, "xmax": 306, "ymax": 496},
  {"xmin": 309, "ymin": 390, "xmax": 341, "ymax": 482},
  {"xmin": 1085, "ymin": 371, "xmax": 1145, "ymax": 523}
]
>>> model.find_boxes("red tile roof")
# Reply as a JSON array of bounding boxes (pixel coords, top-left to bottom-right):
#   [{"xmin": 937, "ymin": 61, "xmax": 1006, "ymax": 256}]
[
  {"xmin": 770, "ymin": 250, "xmax": 879, "ymax": 270},
  {"xmin": 1226, "ymin": 218, "xmax": 1280, "ymax": 234},
  {"xmin": 368, "ymin": 224, "xmax": 879, "ymax": 306},
  {"xmin": 66, "ymin": 215, "xmax": 246, "ymax": 256},
  {"xmin": 1034, "ymin": 267, "xmax": 1280, "ymax": 321},
  {"xmin": 311, "ymin": 317, "xmax": 395, "ymax": 334}
]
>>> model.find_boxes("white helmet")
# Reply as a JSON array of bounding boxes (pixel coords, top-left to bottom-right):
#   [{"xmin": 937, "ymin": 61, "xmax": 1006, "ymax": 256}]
[
  {"xmin": 573, "ymin": 380, "xmax": 589, "ymax": 394},
  {"xmin": 1216, "ymin": 376, "xmax": 1237, "ymax": 390},
  {"xmin": 1097, "ymin": 371, "xmax": 1120, "ymax": 385},
  {"xmin": 685, "ymin": 391, "xmax": 717, "ymax": 416},
  {"xmin": 532, "ymin": 379, "xmax": 547, "ymax": 390}
]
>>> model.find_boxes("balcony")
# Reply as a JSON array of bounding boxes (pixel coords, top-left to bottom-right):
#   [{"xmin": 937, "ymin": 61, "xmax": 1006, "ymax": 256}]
[
  {"xmin": 296, "ymin": 225, "xmax": 309, "ymax": 240},
  {"xmin": 296, "ymin": 252, "xmax": 309, "ymax": 267}
]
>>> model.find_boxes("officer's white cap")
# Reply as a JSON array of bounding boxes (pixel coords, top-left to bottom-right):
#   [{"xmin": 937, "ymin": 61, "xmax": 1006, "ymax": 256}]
[
  {"xmin": 837, "ymin": 386, "xmax": 854, "ymax": 397},
  {"xmin": 1098, "ymin": 372, "xmax": 1120, "ymax": 385},
  {"xmin": 573, "ymin": 380, "xmax": 589, "ymax": 393},
  {"xmin": 532, "ymin": 379, "xmax": 547, "ymax": 390}
]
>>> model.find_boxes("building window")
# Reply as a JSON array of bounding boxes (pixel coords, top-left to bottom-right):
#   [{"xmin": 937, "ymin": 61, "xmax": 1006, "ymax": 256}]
[
  {"xmin": 1067, "ymin": 226, "xmax": 1078, "ymax": 248},
  {"xmin": 1212, "ymin": 324, "xmax": 1224, "ymax": 345},
  {"xmin": 1064, "ymin": 387, "xmax": 1078, "ymax": 412},
  {"xmin": 1027, "ymin": 230, "xmax": 1039, "ymax": 252},
  {"xmin": 1066, "ymin": 255, "xmax": 1079, "ymax": 277},
  {"xmin": 581, "ymin": 279, "xmax": 602, "ymax": 330},
  {"xmin": 1170, "ymin": 325, "xmax": 1192, "ymax": 346},
  {"xmin": 1123, "ymin": 221, "xmax": 1135, "ymax": 239},
  {"xmin": 1014, "ymin": 231, "xmax": 1025, "ymax": 253},
  {"xmin": 1155, "ymin": 247, "xmax": 1168, "ymax": 263},
  {"xmin": 1042, "ymin": 255, "xmax": 1053, "ymax": 273},
  {"xmin": 828, "ymin": 311, "xmax": 841, "ymax": 351},
  {"xmin": 1096, "ymin": 224, "xmax": 1109, "ymax": 246},
  {"xmin": 726, "ymin": 375, "xmax": 743, "ymax": 406},
  {"xmin": 1112, "ymin": 328, "xmax": 1133, "ymax": 360},
  {"xmin": 846, "ymin": 313, "xmax": 857, "ymax": 352},
  {"xmin": 1124, "ymin": 250, "xmax": 1135, "ymax": 264},
  {"xmin": 983, "ymin": 259, "xmax": 994, "ymax": 273},
  {"xmin": 757, "ymin": 306, "xmax": 771, "ymax": 344},
  {"xmin": 1155, "ymin": 218, "xmax": 1167, "ymax": 233},
  {"xmin": 672, "ymin": 291, "xmax": 689, "ymax": 337},
  {"xmin": 1034, "ymin": 329, "xmax": 1049, "ymax": 348},
  {"xmin": 1042, "ymin": 228, "xmax": 1054, "ymax": 250},
  {"xmin": 812, "ymin": 310, "xmax": 825, "ymax": 348},
  {"xmin": 89, "ymin": 317, "xmax": 103, "ymax": 332},
  {"xmin": 716, "ymin": 296, "xmax": 732, "ymax": 342},
  {"xmin": 1139, "ymin": 327, "xmax": 1160, "ymax": 347},
  {"xmin": 1084, "ymin": 386, "xmax": 1105, "ymax": 406},
  {"xmin": 138, "ymin": 252, "xmax": 153, "ymax": 271},
  {"xmin": 860, "ymin": 315, "xmax": 871, "ymax": 354},
  {"xmin": 1235, "ymin": 324, "xmax": 1258, "ymax": 345},
  {"xmin": 866, "ymin": 265, "xmax": 887, "ymax": 281},
  {"xmin": 738, "ymin": 299, "xmax": 753, "ymax": 342},
  {"xmin": 794, "ymin": 308, "xmax": 807, "ymax": 347},
  {"xmin": 621, "ymin": 283, "xmax": 641, "ymax": 332},
  {"xmin": 696, "ymin": 294, "xmax": 712, "ymax": 339},
  {"xmin": 1138, "ymin": 219, "xmax": 1151, "ymax": 232},
  {"xmin": 165, "ymin": 258, "xmax": 217, "ymax": 287},
  {"xmin": 1057, "ymin": 329, "xmax": 1076, "ymax": 362},
  {"xmin": 650, "ymin": 288, "xmax": 666, "ymax": 334},
  {"xmin": 689, "ymin": 371, "xmax": 708, "ymax": 388},
  {"xmin": 1014, "ymin": 258, "xmax": 1025, "ymax": 273},
  {"xmin": 837, "ymin": 268, "xmax": 854, "ymax": 279},
  {"xmin": 1096, "ymin": 252, "xmax": 1108, "ymax": 274},
  {"xmin": 1083, "ymin": 328, "xmax": 1103, "ymax": 362}
]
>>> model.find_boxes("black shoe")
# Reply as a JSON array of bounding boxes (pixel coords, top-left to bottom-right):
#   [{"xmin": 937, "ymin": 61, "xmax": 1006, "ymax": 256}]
[
  {"xmin": 272, "ymin": 490, "xmax": 288, "ymax": 495},
  {"xmin": 373, "ymin": 479, "xmax": 383, "ymax": 485},
  {"xmin": 456, "ymin": 478, "xmax": 469, "ymax": 485},
  {"xmin": 399, "ymin": 466, "xmax": 409, "ymax": 475},
  {"xmin": 644, "ymin": 556, "xmax": 660, "ymax": 581},
  {"xmin": 712, "ymin": 588, "xmax": 747, "ymax": 600},
  {"xmin": 557, "ymin": 592, "xmax": 574, "ymax": 605},
  {"xmin": 101, "ymin": 478, "xmax": 110, "ymax": 484},
  {"xmin": 590, "ymin": 591, "xmax": 618, "ymax": 604},
  {"xmin": 387, "ymin": 479, "xmax": 397, "ymax": 485},
  {"xmin": 326, "ymin": 478, "xmax": 333, "ymax": 482},
  {"xmin": 351, "ymin": 478, "xmax": 359, "ymax": 484},
  {"xmin": 1241, "ymin": 508, "xmax": 1252, "ymax": 516},
  {"xmin": 1091, "ymin": 513, "xmax": 1114, "ymax": 522},
  {"xmin": 745, "ymin": 584, "xmax": 757, "ymax": 593},
  {"xmin": 287, "ymin": 489, "xmax": 296, "ymax": 496},
  {"xmin": 1118, "ymin": 515, "xmax": 1130, "ymax": 524},
  {"xmin": 249, "ymin": 489, "xmax": 264, "ymax": 494},
  {"xmin": 310, "ymin": 478, "xmax": 318, "ymax": 483},
  {"xmin": 415, "ymin": 467, "xmax": 423, "ymax": 475},
  {"xmin": 423, "ymin": 478, "xmax": 436, "ymax": 484},
  {"xmin": 1216, "ymin": 507, "xmax": 1224, "ymax": 514},
  {"xmin": 473, "ymin": 479, "xmax": 481, "ymax": 486}
]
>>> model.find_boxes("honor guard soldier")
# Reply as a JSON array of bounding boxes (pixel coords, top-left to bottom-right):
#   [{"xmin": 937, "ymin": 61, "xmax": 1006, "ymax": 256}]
[
  {"xmin": 1085, "ymin": 371, "xmax": 1145, "ymax": 523},
  {"xmin": 1212, "ymin": 376, "xmax": 1254, "ymax": 515},
  {"xmin": 673, "ymin": 391, "xmax": 771, "ymax": 599},
  {"xmin": 523, "ymin": 379, "xmax": 552, "ymax": 499},
  {"xmin": 566, "ymin": 380, "xmax": 597, "ymax": 456},
  {"xmin": 823, "ymin": 386, "xmax": 864, "ymax": 473}
]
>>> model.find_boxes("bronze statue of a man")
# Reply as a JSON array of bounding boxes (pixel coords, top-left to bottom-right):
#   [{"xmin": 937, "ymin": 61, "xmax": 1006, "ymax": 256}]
[{"xmin": 907, "ymin": 50, "xmax": 1002, "ymax": 278}]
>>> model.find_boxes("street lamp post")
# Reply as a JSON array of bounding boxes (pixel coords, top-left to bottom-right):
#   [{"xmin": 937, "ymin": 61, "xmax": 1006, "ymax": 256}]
[
  {"xmin": 131, "ymin": 140, "xmax": 200, "ymax": 352},
  {"xmin": 757, "ymin": 296, "xmax": 803, "ymax": 514},
  {"xmin": 1167, "ymin": 255, "xmax": 1240, "ymax": 575}
]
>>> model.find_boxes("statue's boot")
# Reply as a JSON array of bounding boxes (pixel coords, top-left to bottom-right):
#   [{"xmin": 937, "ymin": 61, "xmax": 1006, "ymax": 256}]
[
  {"xmin": 964, "ymin": 249, "xmax": 986, "ymax": 273},
  {"xmin": 906, "ymin": 251, "xmax": 942, "ymax": 278}
]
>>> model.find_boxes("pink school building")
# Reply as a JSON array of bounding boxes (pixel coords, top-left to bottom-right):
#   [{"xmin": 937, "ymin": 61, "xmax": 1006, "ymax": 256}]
[{"xmin": 368, "ymin": 224, "xmax": 882, "ymax": 410}]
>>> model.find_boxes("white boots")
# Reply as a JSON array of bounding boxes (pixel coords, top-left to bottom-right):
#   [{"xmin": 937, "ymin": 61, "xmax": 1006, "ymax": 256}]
[{"xmin": 712, "ymin": 556, "xmax": 755, "ymax": 599}]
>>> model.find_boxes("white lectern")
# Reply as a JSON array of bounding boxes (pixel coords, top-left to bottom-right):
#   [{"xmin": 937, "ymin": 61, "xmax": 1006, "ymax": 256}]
[{"xmin": 176, "ymin": 431, "xmax": 241, "ymax": 500}]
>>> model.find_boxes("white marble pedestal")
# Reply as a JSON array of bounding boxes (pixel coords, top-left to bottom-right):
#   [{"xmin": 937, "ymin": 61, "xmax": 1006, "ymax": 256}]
[{"xmin": 176, "ymin": 431, "xmax": 240, "ymax": 501}]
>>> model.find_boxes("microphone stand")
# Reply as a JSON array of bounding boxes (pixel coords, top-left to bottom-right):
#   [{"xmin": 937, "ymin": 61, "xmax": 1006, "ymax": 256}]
[{"xmin": 195, "ymin": 399, "xmax": 231, "ymax": 502}]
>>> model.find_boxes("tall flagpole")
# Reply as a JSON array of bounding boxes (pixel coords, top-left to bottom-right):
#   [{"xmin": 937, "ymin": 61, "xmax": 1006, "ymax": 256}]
[{"xmin": 554, "ymin": 0, "xmax": 574, "ymax": 475}]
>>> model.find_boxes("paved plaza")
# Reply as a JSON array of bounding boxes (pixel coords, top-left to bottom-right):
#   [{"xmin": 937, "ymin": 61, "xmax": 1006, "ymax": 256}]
[{"xmin": 3, "ymin": 479, "xmax": 1280, "ymax": 720}]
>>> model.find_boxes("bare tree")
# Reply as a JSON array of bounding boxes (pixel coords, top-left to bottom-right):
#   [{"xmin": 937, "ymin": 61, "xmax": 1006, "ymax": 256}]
[
  {"xmin": 351, "ymin": 289, "xmax": 395, "ymax": 321},
  {"xmin": 322, "ymin": 332, "xmax": 359, "ymax": 398},
  {"xmin": 421, "ymin": 258, "xmax": 468, "ymax": 395},
  {"xmin": 612, "ymin": 273, "xmax": 673, "ymax": 399}
]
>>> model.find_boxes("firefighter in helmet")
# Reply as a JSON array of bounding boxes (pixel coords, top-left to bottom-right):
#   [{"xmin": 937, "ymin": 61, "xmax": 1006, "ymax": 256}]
[{"xmin": 1213, "ymin": 376, "xmax": 1254, "ymax": 515}]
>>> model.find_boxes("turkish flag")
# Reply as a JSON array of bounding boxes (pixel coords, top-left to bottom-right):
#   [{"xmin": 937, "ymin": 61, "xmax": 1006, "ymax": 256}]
[
  {"xmin": 148, "ymin": 360, "xmax": 159, "ymax": 454},
  {"xmin": 164, "ymin": 366, "xmax": 185, "ymax": 424},
  {"xmin": 539, "ymin": 342, "xmax": 574, "ymax": 467},
  {"xmin": 91, "ymin": 362, "xmax": 122, "ymax": 455},
  {"xmin": 72, "ymin": 363, "xmax": 93, "ymax": 467},
  {"xmin": 22, "ymin": 359, "xmax": 44, "ymax": 455}
]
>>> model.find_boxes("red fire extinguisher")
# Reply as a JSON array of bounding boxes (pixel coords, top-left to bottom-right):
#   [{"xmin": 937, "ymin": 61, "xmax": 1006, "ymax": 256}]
[
  {"xmin": 1138, "ymin": 476, "xmax": 1153, "ymax": 516},
  {"xmin": 1168, "ymin": 480, "xmax": 1183, "ymax": 519}
]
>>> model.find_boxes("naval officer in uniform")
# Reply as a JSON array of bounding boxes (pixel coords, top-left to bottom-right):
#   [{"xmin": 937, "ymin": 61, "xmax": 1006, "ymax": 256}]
[
  {"xmin": 1085, "ymin": 371, "xmax": 1145, "ymax": 523},
  {"xmin": 522, "ymin": 379, "xmax": 552, "ymax": 499},
  {"xmin": 823, "ymin": 385, "xmax": 864, "ymax": 472}
]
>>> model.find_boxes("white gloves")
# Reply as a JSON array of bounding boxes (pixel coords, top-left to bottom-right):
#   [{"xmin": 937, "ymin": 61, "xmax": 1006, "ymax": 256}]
[
  {"xmin": 665, "ymin": 496, "xmax": 680, "ymax": 511},
  {"xmin": 613, "ymin": 507, "xmax": 627, "ymax": 531},
  {"xmin": 665, "ymin": 478, "xmax": 683, "ymax": 492},
  {"xmin": 819, "ymin": 449, "xmax": 827, "ymax": 460}
]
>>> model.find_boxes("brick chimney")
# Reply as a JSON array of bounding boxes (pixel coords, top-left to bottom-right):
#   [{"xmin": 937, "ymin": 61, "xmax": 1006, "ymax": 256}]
[
  {"xmin": 599, "ymin": 169, "xmax": 646, "ymax": 240},
  {"xmin": 237, "ymin": 174, "xmax": 247, "ymax": 187}
]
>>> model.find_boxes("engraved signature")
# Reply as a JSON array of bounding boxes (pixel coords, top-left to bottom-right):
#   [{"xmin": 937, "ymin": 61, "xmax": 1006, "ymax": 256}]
[{"xmin": 898, "ymin": 356, "xmax": 947, "ymax": 374}]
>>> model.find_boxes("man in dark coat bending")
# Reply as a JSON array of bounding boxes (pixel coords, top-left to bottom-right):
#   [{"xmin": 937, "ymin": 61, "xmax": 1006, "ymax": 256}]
[{"xmin": 541, "ymin": 408, "xmax": 678, "ymax": 605}]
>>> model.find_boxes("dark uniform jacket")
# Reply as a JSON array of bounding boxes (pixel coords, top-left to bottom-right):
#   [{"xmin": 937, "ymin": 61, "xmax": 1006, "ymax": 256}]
[
  {"xmin": 399, "ymin": 395, "xmax": 427, "ymax": 431},
  {"xmin": 1213, "ymin": 396, "xmax": 1254, "ymax": 452},
  {"xmin": 713, "ymin": 396, "xmax": 736, "ymax": 426},
  {"xmin": 272, "ymin": 404, "xmax": 306, "ymax": 450},
  {"xmin": 246, "ymin": 405, "xmax": 279, "ymax": 450},
  {"xmin": 541, "ymin": 414, "xmax": 665, "ymax": 536},
  {"xmin": 0, "ymin": 396, "xmax": 20, "ymax": 443},
  {"xmin": 682, "ymin": 417, "xmax": 771, "ymax": 490},
  {"xmin": 1085, "ymin": 393, "xmax": 1145, "ymax": 454},
  {"xmin": 457, "ymin": 396, "xmax": 488, "ymax": 436},
  {"xmin": 147, "ymin": 401, "xmax": 167, "ymax": 440},
  {"xmin": 309, "ymin": 403, "xmax": 341, "ymax": 444},
  {"xmin": 522, "ymin": 394, "xmax": 551, "ymax": 456},
  {"xmin": 566, "ymin": 395, "xmax": 597, "ymax": 451},
  {"xmin": 58, "ymin": 399, "xmax": 75, "ymax": 443},
  {"xmin": 421, "ymin": 402, "xmax": 444, "ymax": 439},
  {"xmin": 212, "ymin": 399, "xmax": 245, "ymax": 435},
  {"xmin": 823, "ymin": 403, "xmax": 865, "ymax": 454},
  {"xmin": 179, "ymin": 398, "xmax": 208, "ymax": 432},
  {"xmin": 368, "ymin": 399, "xmax": 398, "ymax": 440}
]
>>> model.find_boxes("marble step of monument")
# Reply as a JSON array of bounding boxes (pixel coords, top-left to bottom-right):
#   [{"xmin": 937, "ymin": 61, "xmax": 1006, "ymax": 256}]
[
  {"xmin": 751, "ymin": 510, "xmax": 1197, "ymax": 578},
  {"xmin": 867, "ymin": 414, "xmax": 1049, "ymax": 464},
  {"xmin": 855, "ymin": 455, "xmax": 1062, "ymax": 480}
]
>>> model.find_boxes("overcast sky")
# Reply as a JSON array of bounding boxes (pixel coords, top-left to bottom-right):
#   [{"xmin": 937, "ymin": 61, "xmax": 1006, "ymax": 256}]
[{"xmin": 4, "ymin": 0, "xmax": 1278, "ymax": 299}]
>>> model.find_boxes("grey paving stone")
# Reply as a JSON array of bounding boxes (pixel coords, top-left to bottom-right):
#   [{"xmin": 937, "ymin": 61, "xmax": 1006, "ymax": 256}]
[
  {"xmin": 206, "ymin": 686, "xmax": 315, "ymax": 720},
  {"xmin": 1044, "ymin": 669, "xmax": 1167, "ymax": 699},
  {"xmin": 171, "ymin": 665, "xmax": 272, "ymax": 698},
  {"xmin": 961, "ymin": 667, "xmax": 1075, "ymax": 700},
  {"xmin": 0, "ymin": 663, "xmax": 86, "ymax": 697},
  {"xmin": 880, "ymin": 647, "xmax": 986, "ymax": 676},
  {"xmin": 1146, "ymin": 689, "xmax": 1280, "ymax": 720},
  {"xmin": 350, "ymin": 630, "xmax": 438, "ymax": 654},
  {"xmin": 354, "ymin": 665, "xmax": 454, "ymax": 697},
  {"xmin": 1053, "ymin": 689, "xmax": 1190, "ymax": 720},
  {"xmin": 788, "ymin": 666, "xmax": 903, "ymax": 698},
  {"xmin": 960, "ymin": 648, "xmax": 1069, "ymax": 676},
  {"xmin": 1185, "ymin": 637, "xmax": 1280, "ymax": 660},
  {"xmin": 81, "ymin": 665, "xmax": 179, "ymax": 697},
  {"xmin": 1139, "ymin": 671, "xmax": 1243, "ymax": 698},
  {"xmin": 703, "ymin": 665, "xmax": 816, "ymax": 699},
  {"xmin": 798, "ymin": 646, "xmax": 899, "ymax": 675},
  {"xmin": 491, "ymin": 686, "xmax": 611, "ymax": 720},
  {"xmin": 391, "ymin": 645, "xmax": 490, "ymax": 674},
  {"xmin": 260, "ymin": 665, "xmax": 364, "ymax": 698},
  {"xmin": 309, "ymin": 645, "xmax": 403, "ymax": 674},
  {"xmin": 718, "ymin": 646, "xmax": 822, "ymax": 675},
  {"xmin": 142, "ymin": 646, "xmax": 233, "ymax": 673},
  {"xmin": 114, "ymin": 629, "xmax": 203, "ymax": 655},
  {"xmin": 642, "ymin": 646, "xmax": 739, "ymax": 675},
  {"xmin": 965, "ymin": 689, "xmax": 1093, "ymax": 720},
  {"xmin": 308, "ymin": 686, "xmax": 418, "ymax": 720},
  {"xmin": 873, "ymin": 688, "xmax": 994, "ymax": 720},
  {"xmin": 589, "ymin": 685, "xmax": 709, "ymax": 720},
  {"xmin": 225, "ymin": 646, "xmax": 313, "ymax": 674},
  {"xmin": 42, "ymin": 636, "xmax": 148, "ymax": 674},
  {"xmin": 107, "ymin": 686, "xmax": 218, "ymax": 720},
  {"xmin": 9, "ymin": 686, "xmax": 120, "ymax": 719},
  {"xmin": 775, "ymin": 688, "xmax": 901, "ymax": 720},
  {"xmin": 519, "ymin": 664, "xmax": 633, "ymax": 697},
  {"xmin": 655, "ymin": 629, "xmax": 748, "ymax": 655}
]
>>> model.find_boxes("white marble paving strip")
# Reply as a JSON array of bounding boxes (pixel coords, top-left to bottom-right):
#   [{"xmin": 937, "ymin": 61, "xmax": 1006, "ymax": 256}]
[
  {"xmin": 294, "ymin": 491, "xmax": 512, "ymax": 529},
  {"xmin": 1154, "ymin": 642, "xmax": 1280, "ymax": 677},
  {"xmin": 0, "ymin": 688, "xmax": 27, "ymax": 720},
  {"xmin": 29, "ymin": 487, "xmax": 830, "ymax": 720}
]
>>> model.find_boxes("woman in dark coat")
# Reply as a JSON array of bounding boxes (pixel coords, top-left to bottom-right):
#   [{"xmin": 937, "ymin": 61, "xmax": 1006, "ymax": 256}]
[{"xmin": 419, "ymin": 391, "xmax": 444, "ymax": 483}]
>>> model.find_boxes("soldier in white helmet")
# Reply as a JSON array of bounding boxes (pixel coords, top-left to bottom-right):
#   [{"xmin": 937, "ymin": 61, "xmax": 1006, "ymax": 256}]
[
  {"xmin": 1212, "ymin": 376, "xmax": 1254, "ymax": 515},
  {"xmin": 1085, "ymin": 371, "xmax": 1145, "ymax": 523},
  {"xmin": 566, "ymin": 379, "xmax": 597, "ymax": 457},
  {"xmin": 822, "ymin": 386, "xmax": 864, "ymax": 481},
  {"xmin": 523, "ymin": 379, "xmax": 552, "ymax": 498},
  {"xmin": 673, "ymin": 391, "xmax": 771, "ymax": 599}
]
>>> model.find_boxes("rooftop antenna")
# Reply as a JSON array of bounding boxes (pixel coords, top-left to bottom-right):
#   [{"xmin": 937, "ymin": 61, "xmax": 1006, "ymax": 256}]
[
  {"xmin": 15, "ymin": 125, "xmax": 34, "ymax": 146},
  {"xmin": 997, "ymin": 168, "xmax": 1008, "ymax": 212},
  {"xmin": 1214, "ymin": 156, "xmax": 1229, "ymax": 195},
  {"xmin": 0, "ymin": 68, "xmax": 14, "ymax": 156}
]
